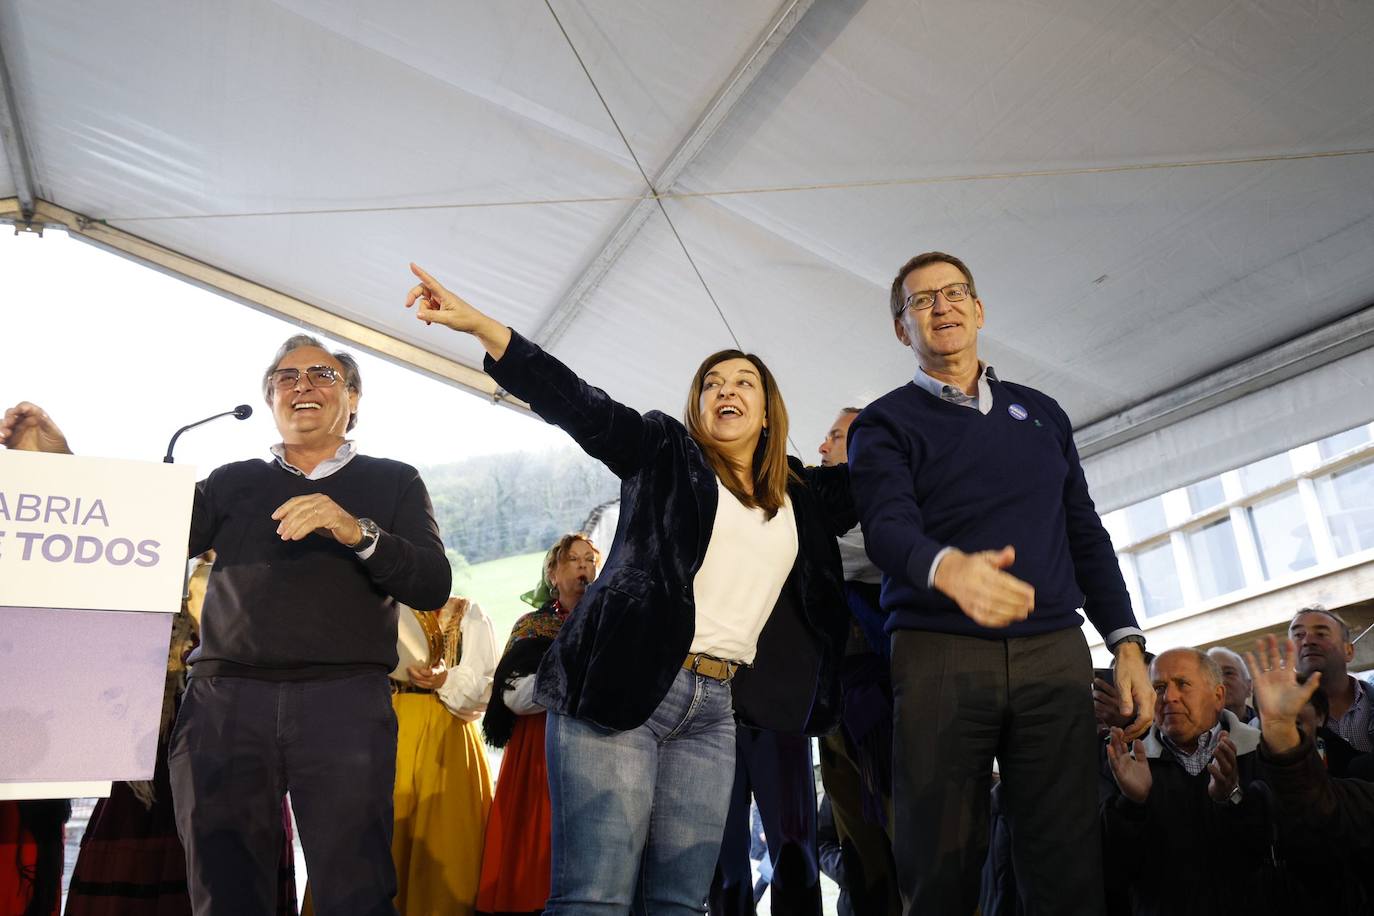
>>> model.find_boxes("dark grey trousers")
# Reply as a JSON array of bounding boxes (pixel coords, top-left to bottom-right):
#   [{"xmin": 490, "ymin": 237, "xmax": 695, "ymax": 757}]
[
  {"xmin": 168, "ymin": 672, "xmax": 399, "ymax": 916},
  {"xmin": 890, "ymin": 627, "xmax": 1104, "ymax": 916}
]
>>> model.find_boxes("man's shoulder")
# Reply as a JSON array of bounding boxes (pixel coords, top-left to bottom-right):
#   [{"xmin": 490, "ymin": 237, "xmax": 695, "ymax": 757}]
[
  {"xmin": 856, "ymin": 382, "xmax": 925, "ymax": 420},
  {"xmin": 204, "ymin": 457, "xmax": 274, "ymax": 482},
  {"xmin": 349, "ymin": 453, "xmax": 422, "ymax": 478},
  {"xmin": 994, "ymin": 377, "xmax": 1058, "ymax": 406}
]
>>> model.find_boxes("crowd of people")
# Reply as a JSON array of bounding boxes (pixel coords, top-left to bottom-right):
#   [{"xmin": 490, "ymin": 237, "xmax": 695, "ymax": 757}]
[{"xmin": 1, "ymin": 248, "xmax": 1372, "ymax": 916}]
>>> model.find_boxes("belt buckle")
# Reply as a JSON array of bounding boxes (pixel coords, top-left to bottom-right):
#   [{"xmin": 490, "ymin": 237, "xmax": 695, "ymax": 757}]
[{"xmin": 690, "ymin": 653, "xmax": 735, "ymax": 683}]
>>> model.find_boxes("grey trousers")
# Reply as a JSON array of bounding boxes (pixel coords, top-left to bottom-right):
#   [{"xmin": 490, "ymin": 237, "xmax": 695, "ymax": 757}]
[{"xmin": 890, "ymin": 627, "xmax": 1104, "ymax": 916}]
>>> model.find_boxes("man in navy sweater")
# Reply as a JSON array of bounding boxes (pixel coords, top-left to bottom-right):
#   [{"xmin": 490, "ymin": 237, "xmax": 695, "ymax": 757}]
[
  {"xmin": 847, "ymin": 252, "xmax": 1154, "ymax": 916},
  {"xmin": 171, "ymin": 335, "xmax": 451, "ymax": 915}
]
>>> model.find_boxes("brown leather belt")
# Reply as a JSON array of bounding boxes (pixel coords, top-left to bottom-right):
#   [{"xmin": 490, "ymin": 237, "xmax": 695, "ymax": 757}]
[
  {"xmin": 390, "ymin": 681, "xmax": 433, "ymax": 696},
  {"xmin": 683, "ymin": 653, "xmax": 741, "ymax": 682}
]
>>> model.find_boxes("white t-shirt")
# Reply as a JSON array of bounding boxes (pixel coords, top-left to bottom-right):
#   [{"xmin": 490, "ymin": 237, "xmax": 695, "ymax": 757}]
[{"xmin": 689, "ymin": 479, "xmax": 798, "ymax": 664}]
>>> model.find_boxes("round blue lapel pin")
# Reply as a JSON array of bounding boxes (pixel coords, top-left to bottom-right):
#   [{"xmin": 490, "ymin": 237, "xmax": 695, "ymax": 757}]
[{"xmin": 1008, "ymin": 403, "xmax": 1029, "ymax": 421}]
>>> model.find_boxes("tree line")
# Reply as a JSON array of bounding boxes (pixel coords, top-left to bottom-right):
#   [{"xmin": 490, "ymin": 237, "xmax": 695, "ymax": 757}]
[{"xmin": 420, "ymin": 447, "xmax": 620, "ymax": 567}]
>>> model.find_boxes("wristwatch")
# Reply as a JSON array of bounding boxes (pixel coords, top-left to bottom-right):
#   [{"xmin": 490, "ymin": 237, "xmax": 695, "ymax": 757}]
[
  {"xmin": 1111, "ymin": 634, "xmax": 1147, "ymax": 655},
  {"xmin": 352, "ymin": 517, "xmax": 380, "ymax": 553}
]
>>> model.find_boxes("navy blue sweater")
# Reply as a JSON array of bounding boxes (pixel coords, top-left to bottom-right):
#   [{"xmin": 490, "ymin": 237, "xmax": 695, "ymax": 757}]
[
  {"xmin": 847, "ymin": 377, "xmax": 1137, "ymax": 640},
  {"xmin": 188, "ymin": 456, "xmax": 451, "ymax": 679}
]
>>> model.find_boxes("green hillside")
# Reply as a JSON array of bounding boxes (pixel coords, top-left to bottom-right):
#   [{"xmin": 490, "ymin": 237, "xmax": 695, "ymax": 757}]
[{"xmin": 453, "ymin": 549, "xmax": 548, "ymax": 648}]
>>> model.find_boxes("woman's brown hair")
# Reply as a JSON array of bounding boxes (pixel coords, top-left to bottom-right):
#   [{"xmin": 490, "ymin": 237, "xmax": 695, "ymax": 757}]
[{"xmin": 683, "ymin": 349, "xmax": 798, "ymax": 519}]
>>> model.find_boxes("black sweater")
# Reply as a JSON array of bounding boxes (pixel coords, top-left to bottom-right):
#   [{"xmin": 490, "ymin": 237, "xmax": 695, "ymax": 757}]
[{"xmin": 188, "ymin": 455, "xmax": 450, "ymax": 679}]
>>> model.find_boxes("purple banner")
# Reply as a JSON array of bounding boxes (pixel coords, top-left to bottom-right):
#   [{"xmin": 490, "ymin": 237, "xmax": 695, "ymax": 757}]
[{"xmin": 0, "ymin": 606, "xmax": 171, "ymax": 782}]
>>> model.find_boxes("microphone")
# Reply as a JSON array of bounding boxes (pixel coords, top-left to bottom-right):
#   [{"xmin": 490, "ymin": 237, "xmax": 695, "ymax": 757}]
[{"xmin": 163, "ymin": 405, "xmax": 253, "ymax": 463}]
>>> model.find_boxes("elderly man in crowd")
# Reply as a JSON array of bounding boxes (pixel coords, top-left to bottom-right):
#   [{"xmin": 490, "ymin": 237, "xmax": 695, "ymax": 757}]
[
  {"xmin": 1208, "ymin": 646, "xmax": 1258, "ymax": 725},
  {"xmin": 4, "ymin": 334, "xmax": 453, "ymax": 916},
  {"xmin": 1102, "ymin": 647, "xmax": 1270, "ymax": 916},
  {"xmin": 1291, "ymin": 605, "xmax": 1374, "ymax": 753}
]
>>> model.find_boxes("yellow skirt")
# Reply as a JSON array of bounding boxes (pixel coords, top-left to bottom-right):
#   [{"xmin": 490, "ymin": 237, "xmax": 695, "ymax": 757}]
[{"xmin": 391, "ymin": 693, "xmax": 493, "ymax": 916}]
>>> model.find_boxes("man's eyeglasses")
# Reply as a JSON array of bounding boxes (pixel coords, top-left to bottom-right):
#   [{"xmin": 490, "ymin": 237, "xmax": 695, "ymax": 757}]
[
  {"xmin": 269, "ymin": 366, "xmax": 344, "ymax": 391},
  {"xmin": 902, "ymin": 282, "xmax": 971, "ymax": 314}
]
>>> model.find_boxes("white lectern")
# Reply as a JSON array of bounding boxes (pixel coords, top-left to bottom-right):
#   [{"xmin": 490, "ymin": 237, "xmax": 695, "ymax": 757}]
[{"xmin": 0, "ymin": 451, "xmax": 195, "ymax": 800}]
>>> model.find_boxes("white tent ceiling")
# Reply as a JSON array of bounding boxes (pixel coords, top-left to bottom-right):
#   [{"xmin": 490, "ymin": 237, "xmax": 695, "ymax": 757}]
[{"xmin": 3, "ymin": 0, "xmax": 1373, "ymax": 510}]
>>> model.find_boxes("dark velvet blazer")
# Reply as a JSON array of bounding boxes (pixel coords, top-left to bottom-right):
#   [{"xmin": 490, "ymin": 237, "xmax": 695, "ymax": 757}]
[{"xmin": 485, "ymin": 331, "xmax": 856, "ymax": 734}]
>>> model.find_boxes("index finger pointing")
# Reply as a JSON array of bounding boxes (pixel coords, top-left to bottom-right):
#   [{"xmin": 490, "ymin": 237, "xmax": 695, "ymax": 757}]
[{"xmin": 410, "ymin": 262, "xmax": 438, "ymax": 286}]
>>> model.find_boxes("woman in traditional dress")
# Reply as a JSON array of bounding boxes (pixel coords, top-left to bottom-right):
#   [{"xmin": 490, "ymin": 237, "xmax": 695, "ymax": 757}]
[
  {"xmin": 404, "ymin": 265, "xmax": 854, "ymax": 914},
  {"xmin": 477, "ymin": 534, "xmax": 599, "ymax": 916},
  {"xmin": 388, "ymin": 595, "xmax": 497, "ymax": 916}
]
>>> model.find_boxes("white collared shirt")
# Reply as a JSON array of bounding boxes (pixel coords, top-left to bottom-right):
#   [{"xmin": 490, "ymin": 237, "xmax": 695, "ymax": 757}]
[{"xmin": 912, "ymin": 363, "xmax": 997, "ymax": 415}]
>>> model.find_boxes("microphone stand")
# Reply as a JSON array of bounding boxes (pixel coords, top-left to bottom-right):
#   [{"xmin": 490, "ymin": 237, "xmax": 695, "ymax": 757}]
[{"xmin": 163, "ymin": 405, "xmax": 253, "ymax": 463}]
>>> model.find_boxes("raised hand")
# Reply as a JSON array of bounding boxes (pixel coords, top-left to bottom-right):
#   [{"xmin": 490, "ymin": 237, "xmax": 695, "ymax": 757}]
[
  {"xmin": 1246, "ymin": 634, "xmax": 1321, "ymax": 755},
  {"xmin": 1206, "ymin": 732, "xmax": 1239, "ymax": 803},
  {"xmin": 932, "ymin": 546, "xmax": 1035, "ymax": 628},
  {"xmin": 1106, "ymin": 726, "xmax": 1152, "ymax": 804},
  {"xmin": 405, "ymin": 263, "xmax": 512, "ymax": 359},
  {"xmin": 0, "ymin": 402, "xmax": 72, "ymax": 454},
  {"xmin": 1112, "ymin": 643, "xmax": 1156, "ymax": 742},
  {"xmin": 270, "ymin": 493, "xmax": 363, "ymax": 547}
]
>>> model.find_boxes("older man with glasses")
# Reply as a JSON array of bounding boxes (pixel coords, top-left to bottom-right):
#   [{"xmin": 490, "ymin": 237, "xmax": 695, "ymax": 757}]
[
  {"xmin": 168, "ymin": 334, "xmax": 451, "ymax": 915},
  {"xmin": 847, "ymin": 251, "xmax": 1154, "ymax": 915}
]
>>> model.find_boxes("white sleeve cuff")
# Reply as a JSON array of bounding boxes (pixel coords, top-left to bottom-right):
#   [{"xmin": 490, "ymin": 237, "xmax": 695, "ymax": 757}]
[
  {"xmin": 928, "ymin": 546, "xmax": 955, "ymax": 589},
  {"xmin": 503, "ymin": 675, "xmax": 542, "ymax": 715},
  {"xmin": 1106, "ymin": 627, "xmax": 1145, "ymax": 649}
]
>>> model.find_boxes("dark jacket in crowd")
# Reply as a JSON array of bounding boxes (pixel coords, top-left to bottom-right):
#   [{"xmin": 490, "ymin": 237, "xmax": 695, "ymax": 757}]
[
  {"xmin": 1259, "ymin": 731, "xmax": 1374, "ymax": 914},
  {"xmin": 485, "ymin": 330, "xmax": 856, "ymax": 734},
  {"xmin": 1101, "ymin": 711, "xmax": 1272, "ymax": 916}
]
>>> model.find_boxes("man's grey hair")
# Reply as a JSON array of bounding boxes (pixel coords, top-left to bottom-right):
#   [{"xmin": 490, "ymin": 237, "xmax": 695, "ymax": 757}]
[
  {"xmin": 1206, "ymin": 646, "xmax": 1250, "ymax": 681},
  {"xmin": 262, "ymin": 334, "xmax": 363, "ymax": 432},
  {"xmin": 1289, "ymin": 603, "xmax": 1352, "ymax": 643},
  {"xmin": 1152, "ymin": 647, "xmax": 1224, "ymax": 688}
]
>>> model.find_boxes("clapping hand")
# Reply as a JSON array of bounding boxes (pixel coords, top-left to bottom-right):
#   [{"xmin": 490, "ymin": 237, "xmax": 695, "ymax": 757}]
[
  {"xmin": 1246, "ymin": 634, "xmax": 1321, "ymax": 755},
  {"xmin": 1106, "ymin": 726, "xmax": 1152, "ymax": 804},
  {"xmin": 1206, "ymin": 732, "xmax": 1239, "ymax": 803}
]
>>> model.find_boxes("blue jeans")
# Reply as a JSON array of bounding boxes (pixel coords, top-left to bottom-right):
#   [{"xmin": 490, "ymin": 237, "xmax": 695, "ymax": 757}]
[{"xmin": 545, "ymin": 666, "xmax": 737, "ymax": 916}]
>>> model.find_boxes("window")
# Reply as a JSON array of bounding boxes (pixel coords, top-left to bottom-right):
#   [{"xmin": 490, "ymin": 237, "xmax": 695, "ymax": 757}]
[
  {"xmin": 1317, "ymin": 458, "xmax": 1374, "ymax": 556},
  {"xmin": 1135, "ymin": 541, "xmax": 1182, "ymax": 617},
  {"xmin": 1186, "ymin": 476, "xmax": 1226, "ymax": 513},
  {"xmin": 1239, "ymin": 453, "xmax": 1292, "ymax": 494},
  {"xmin": 1247, "ymin": 490, "xmax": 1315, "ymax": 579},
  {"xmin": 1187, "ymin": 518, "xmax": 1246, "ymax": 600},
  {"xmin": 1123, "ymin": 496, "xmax": 1169, "ymax": 541},
  {"xmin": 1318, "ymin": 425, "xmax": 1371, "ymax": 461}
]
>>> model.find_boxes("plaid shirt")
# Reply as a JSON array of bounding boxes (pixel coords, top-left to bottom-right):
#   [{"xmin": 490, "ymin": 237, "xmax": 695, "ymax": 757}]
[
  {"xmin": 1327, "ymin": 676, "xmax": 1374, "ymax": 754},
  {"xmin": 1161, "ymin": 721, "xmax": 1223, "ymax": 777}
]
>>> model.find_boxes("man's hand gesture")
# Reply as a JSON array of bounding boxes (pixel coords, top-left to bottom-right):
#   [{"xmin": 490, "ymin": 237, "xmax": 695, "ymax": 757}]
[
  {"xmin": 271, "ymin": 494, "xmax": 363, "ymax": 547},
  {"xmin": 933, "ymin": 546, "xmax": 1034, "ymax": 628},
  {"xmin": 1106, "ymin": 726, "xmax": 1152, "ymax": 804},
  {"xmin": 1246, "ymin": 634, "xmax": 1321, "ymax": 756}
]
